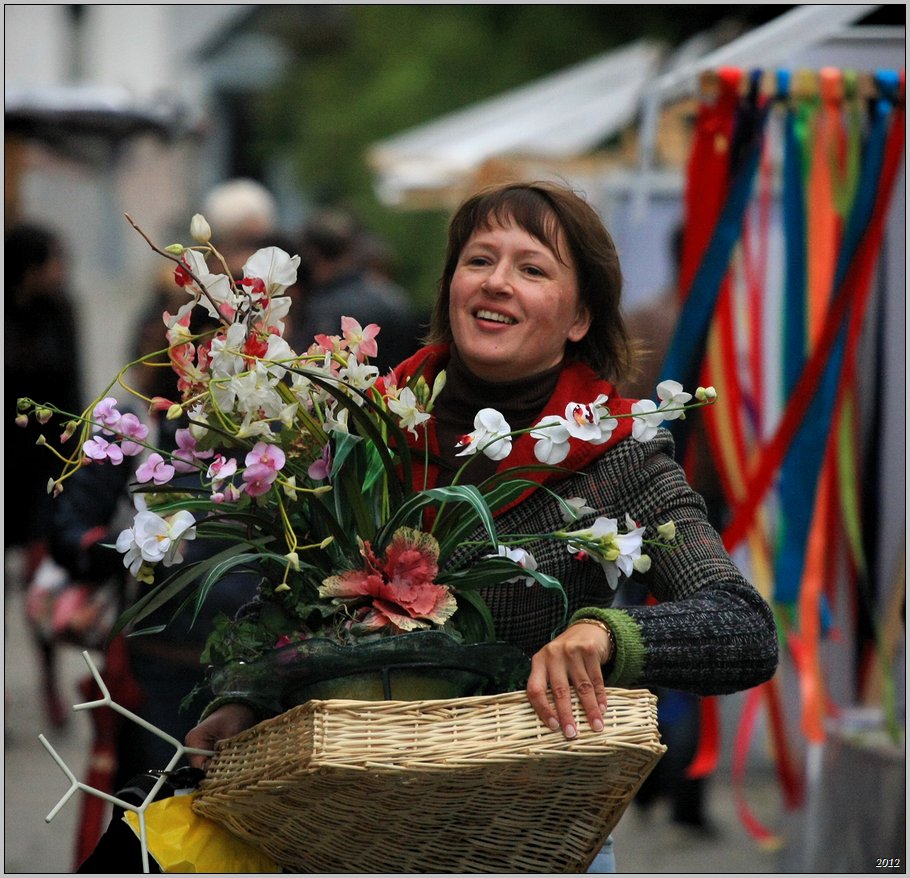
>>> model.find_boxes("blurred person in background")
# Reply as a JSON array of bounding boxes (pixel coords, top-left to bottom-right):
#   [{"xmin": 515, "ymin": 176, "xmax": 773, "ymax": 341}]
[
  {"xmin": 620, "ymin": 223, "xmax": 724, "ymax": 834},
  {"xmin": 291, "ymin": 206, "xmax": 423, "ymax": 372},
  {"xmin": 6, "ymin": 222, "xmax": 85, "ymax": 727},
  {"xmin": 6, "ymin": 222, "xmax": 84, "ymax": 566},
  {"xmin": 201, "ymin": 177, "xmax": 280, "ymax": 278},
  {"xmin": 48, "ymin": 268, "xmax": 260, "ymax": 869}
]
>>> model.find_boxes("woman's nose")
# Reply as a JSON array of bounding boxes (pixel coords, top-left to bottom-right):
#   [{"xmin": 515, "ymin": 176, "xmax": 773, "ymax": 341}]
[{"xmin": 482, "ymin": 261, "xmax": 512, "ymax": 294}]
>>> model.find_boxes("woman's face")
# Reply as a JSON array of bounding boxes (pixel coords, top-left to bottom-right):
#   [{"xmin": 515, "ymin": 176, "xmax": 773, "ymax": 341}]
[{"xmin": 448, "ymin": 218, "xmax": 591, "ymax": 382}]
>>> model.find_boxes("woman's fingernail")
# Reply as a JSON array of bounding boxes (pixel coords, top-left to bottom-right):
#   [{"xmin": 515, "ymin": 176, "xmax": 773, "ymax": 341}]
[
  {"xmin": 564, "ymin": 723, "xmax": 577, "ymax": 739},
  {"xmin": 599, "ymin": 702, "xmax": 608, "ymax": 715},
  {"xmin": 548, "ymin": 717, "xmax": 560, "ymax": 731},
  {"xmin": 592, "ymin": 717, "xmax": 604, "ymax": 732}
]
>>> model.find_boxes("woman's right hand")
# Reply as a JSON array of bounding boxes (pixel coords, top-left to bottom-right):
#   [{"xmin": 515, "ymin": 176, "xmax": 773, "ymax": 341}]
[{"xmin": 185, "ymin": 703, "xmax": 258, "ymax": 771}]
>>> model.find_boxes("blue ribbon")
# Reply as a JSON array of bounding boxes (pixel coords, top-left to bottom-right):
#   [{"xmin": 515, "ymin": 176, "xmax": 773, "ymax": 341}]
[{"xmin": 773, "ymin": 70, "xmax": 897, "ymax": 605}]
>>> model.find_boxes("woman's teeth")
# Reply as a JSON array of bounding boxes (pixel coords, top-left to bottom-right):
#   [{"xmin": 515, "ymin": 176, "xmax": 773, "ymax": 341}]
[{"xmin": 476, "ymin": 309, "xmax": 516, "ymax": 325}]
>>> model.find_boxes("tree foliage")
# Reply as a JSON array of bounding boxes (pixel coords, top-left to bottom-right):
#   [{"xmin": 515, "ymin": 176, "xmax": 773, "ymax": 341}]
[{"xmin": 252, "ymin": 5, "xmax": 792, "ymax": 307}]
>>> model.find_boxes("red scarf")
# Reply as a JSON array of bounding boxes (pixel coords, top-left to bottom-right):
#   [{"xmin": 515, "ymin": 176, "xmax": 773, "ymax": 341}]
[{"xmin": 387, "ymin": 344, "xmax": 636, "ymax": 516}]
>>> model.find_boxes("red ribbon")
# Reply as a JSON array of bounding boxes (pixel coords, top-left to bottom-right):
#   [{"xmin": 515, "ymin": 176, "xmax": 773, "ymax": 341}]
[{"xmin": 721, "ymin": 101, "xmax": 905, "ymax": 553}]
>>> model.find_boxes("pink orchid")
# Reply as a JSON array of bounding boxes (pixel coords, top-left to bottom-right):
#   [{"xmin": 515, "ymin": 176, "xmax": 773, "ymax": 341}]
[
  {"xmin": 307, "ymin": 443, "xmax": 332, "ymax": 481},
  {"xmin": 116, "ymin": 412, "xmax": 150, "ymax": 457},
  {"xmin": 206, "ymin": 453, "xmax": 238, "ymax": 483},
  {"xmin": 136, "ymin": 453, "xmax": 176, "ymax": 486},
  {"xmin": 211, "ymin": 483, "xmax": 244, "ymax": 504},
  {"xmin": 341, "ymin": 316, "xmax": 380, "ymax": 361},
  {"xmin": 242, "ymin": 441, "xmax": 286, "ymax": 497},
  {"xmin": 312, "ymin": 333, "xmax": 345, "ymax": 353},
  {"xmin": 319, "ymin": 528, "xmax": 457, "ymax": 633},
  {"xmin": 172, "ymin": 427, "xmax": 214, "ymax": 473},
  {"xmin": 92, "ymin": 398, "xmax": 122, "ymax": 433},
  {"xmin": 82, "ymin": 436, "xmax": 124, "ymax": 465}
]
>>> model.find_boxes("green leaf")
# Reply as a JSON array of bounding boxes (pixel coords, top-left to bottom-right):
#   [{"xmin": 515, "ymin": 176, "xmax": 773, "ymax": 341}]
[
  {"xmin": 284, "ymin": 365, "xmax": 413, "ymax": 503},
  {"xmin": 450, "ymin": 589, "xmax": 496, "ymax": 643},
  {"xmin": 108, "ymin": 539, "xmax": 272, "ymax": 639}
]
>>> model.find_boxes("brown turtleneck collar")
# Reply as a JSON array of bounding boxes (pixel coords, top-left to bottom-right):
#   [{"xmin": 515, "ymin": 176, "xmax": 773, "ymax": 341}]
[{"xmin": 433, "ymin": 345, "xmax": 563, "ymax": 486}]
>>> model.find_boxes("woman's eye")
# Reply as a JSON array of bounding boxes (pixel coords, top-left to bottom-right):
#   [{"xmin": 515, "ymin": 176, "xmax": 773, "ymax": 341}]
[{"xmin": 523, "ymin": 265, "xmax": 545, "ymax": 277}]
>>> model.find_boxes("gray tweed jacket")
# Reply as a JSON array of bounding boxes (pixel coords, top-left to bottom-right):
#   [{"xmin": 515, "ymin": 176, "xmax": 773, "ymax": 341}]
[{"xmin": 466, "ymin": 428, "xmax": 778, "ymax": 696}]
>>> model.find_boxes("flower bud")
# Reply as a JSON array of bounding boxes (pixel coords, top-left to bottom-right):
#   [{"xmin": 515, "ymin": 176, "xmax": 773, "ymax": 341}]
[
  {"xmin": 166, "ymin": 403, "xmax": 184, "ymax": 421},
  {"xmin": 165, "ymin": 243, "xmax": 185, "ymax": 255},
  {"xmin": 285, "ymin": 551, "xmax": 300, "ymax": 571},
  {"xmin": 282, "ymin": 476, "xmax": 299, "ymax": 502},
  {"xmin": 656, "ymin": 520, "xmax": 676, "ymax": 541},
  {"xmin": 17, "ymin": 397, "xmax": 32, "ymax": 412},
  {"xmin": 36, "ymin": 407, "xmax": 53, "ymax": 425},
  {"xmin": 274, "ymin": 583, "xmax": 291, "ymax": 593},
  {"xmin": 190, "ymin": 213, "xmax": 212, "ymax": 244},
  {"xmin": 136, "ymin": 564, "xmax": 155, "ymax": 585},
  {"xmin": 35, "ymin": 434, "xmax": 47, "ymax": 446},
  {"xmin": 60, "ymin": 420, "xmax": 79, "ymax": 443},
  {"xmin": 633, "ymin": 554, "xmax": 652, "ymax": 574},
  {"xmin": 15, "ymin": 414, "xmax": 28, "ymax": 428},
  {"xmin": 414, "ymin": 376, "xmax": 430, "ymax": 406},
  {"xmin": 703, "ymin": 386, "xmax": 717, "ymax": 401},
  {"xmin": 430, "ymin": 371, "xmax": 447, "ymax": 406}
]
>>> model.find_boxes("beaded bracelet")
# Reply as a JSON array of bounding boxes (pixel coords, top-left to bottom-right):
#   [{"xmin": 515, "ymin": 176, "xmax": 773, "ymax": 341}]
[{"xmin": 568, "ymin": 617, "xmax": 616, "ymax": 664}]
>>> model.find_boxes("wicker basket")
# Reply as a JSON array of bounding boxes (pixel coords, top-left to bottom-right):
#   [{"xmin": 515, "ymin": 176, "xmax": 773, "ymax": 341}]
[{"xmin": 193, "ymin": 688, "xmax": 666, "ymax": 873}]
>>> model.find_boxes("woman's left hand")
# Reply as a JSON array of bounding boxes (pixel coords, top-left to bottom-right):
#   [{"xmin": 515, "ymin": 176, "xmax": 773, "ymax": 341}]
[{"xmin": 526, "ymin": 623, "xmax": 612, "ymax": 739}]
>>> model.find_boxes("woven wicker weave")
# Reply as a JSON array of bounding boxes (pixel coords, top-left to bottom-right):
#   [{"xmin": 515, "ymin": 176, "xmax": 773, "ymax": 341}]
[{"xmin": 193, "ymin": 688, "xmax": 665, "ymax": 873}]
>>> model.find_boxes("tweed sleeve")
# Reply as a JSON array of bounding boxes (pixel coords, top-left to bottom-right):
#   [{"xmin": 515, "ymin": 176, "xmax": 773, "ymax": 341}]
[{"xmin": 570, "ymin": 429, "xmax": 779, "ymax": 694}]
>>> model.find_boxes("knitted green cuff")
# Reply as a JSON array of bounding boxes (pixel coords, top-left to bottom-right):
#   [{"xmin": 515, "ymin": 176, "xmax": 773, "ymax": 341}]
[{"xmin": 568, "ymin": 607, "xmax": 645, "ymax": 687}]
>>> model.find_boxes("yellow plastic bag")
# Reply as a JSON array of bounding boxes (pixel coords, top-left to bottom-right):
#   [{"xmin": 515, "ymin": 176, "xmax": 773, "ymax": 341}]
[{"xmin": 123, "ymin": 793, "xmax": 281, "ymax": 873}]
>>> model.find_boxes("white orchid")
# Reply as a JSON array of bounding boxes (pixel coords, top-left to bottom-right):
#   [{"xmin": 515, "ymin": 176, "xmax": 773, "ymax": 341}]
[
  {"xmin": 563, "ymin": 513, "xmax": 646, "ymax": 589},
  {"xmin": 263, "ymin": 334, "xmax": 298, "ymax": 381},
  {"xmin": 388, "ymin": 386, "xmax": 431, "ymax": 438},
  {"xmin": 563, "ymin": 394, "xmax": 618, "ymax": 446},
  {"xmin": 241, "ymin": 247, "xmax": 301, "ymax": 298},
  {"xmin": 190, "ymin": 213, "xmax": 212, "ymax": 243},
  {"xmin": 230, "ymin": 363, "xmax": 285, "ymax": 420},
  {"xmin": 455, "ymin": 408, "xmax": 513, "ymax": 461},
  {"xmin": 656, "ymin": 520, "xmax": 677, "ymax": 541},
  {"xmin": 115, "ymin": 509, "xmax": 197, "ymax": 577},
  {"xmin": 560, "ymin": 496, "xmax": 596, "ymax": 524},
  {"xmin": 182, "ymin": 249, "xmax": 240, "ymax": 320},
  {"xmin": 631, "ymin": 399, "xmax": 665, "ymax": 442},
  {"xmin": 531, "ymin": 417, "xmax": 572, "ymax": 465},
  {"xmin": 258, "ymin": 294, "xmax": 293, "ymax": 335},
  {"xmin": 209, "ymin": 323, "xmax": 248, "ymax": 382},
  {"xmin": 338, "ymin": 358, "xmax": 380, "ymax": 393},
  {"xmin": 486, "ymin": 545, "xmax": 539, "ymax": 586},
  {"xmin": 656, "ymin": 380, "xmax": 693, "ymax": 421}
]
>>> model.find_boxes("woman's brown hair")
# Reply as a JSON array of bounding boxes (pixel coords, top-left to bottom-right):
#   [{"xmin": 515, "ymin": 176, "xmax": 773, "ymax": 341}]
[{"xmin": 425, "ymin": 181, "xmax": 632, "ymax": 381}]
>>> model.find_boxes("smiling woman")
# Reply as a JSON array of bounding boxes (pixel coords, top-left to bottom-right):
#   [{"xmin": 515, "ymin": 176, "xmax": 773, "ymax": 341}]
[{"xmin": 184, "ymin": 180, "xmax": 778, "ymax": 873}]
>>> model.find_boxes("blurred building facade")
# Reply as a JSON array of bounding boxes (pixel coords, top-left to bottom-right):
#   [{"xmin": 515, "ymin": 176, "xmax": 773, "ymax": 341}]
[{"xmin": 4, "ymin": 4, "xmax": 328, "ymax": 393}]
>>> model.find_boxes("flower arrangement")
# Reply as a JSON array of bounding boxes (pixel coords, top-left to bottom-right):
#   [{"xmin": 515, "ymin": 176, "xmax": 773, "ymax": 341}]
[{"xmin": 17, "ymin": 214, "xmax": 716, "ymax": 668}]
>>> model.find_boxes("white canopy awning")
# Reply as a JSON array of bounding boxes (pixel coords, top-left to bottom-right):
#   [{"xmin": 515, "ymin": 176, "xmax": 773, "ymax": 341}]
[
  {"xmin": 367, "ymin": 39, "xmax": 665, "ymax": 207},
  {"xmin": 368, "ymin": 5, "xmax": 891, "ymax": 209}
]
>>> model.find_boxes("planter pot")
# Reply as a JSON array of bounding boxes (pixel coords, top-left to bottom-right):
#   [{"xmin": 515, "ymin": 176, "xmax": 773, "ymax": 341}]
[{"xmin": 210, "ymin": 630, "xmax": 532, "ymax": 710}]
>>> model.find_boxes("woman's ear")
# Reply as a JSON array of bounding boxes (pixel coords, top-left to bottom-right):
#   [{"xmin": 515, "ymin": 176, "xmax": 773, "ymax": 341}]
[{"xmin": 567, "ymin": 306, "xmax": 592, "ymax": 343}]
